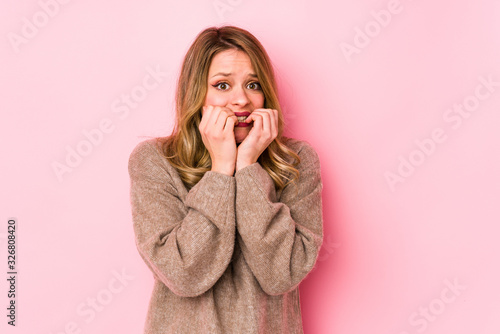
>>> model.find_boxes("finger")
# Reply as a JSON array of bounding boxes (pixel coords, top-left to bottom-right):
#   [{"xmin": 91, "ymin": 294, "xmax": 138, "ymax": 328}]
[
  {"xmin": 210, "ymin": 106, "xmax": 221, "ymax": 130},
  {"xmin": 218, "ymin": 107, "xmax": 237, "ymax": 130},
  {"xmin": 256, "ymin": 109, "xmax": 277, "ymax": 142},
  {"xmin": 224, "ymin": 115, "xmax": 237, "ymax": 135},
  {"xmin": 251, "ymin": 111, "xmax": 263, "ymax": 133},
  {"xmin": 228, "ymin": 114, "xmax": 239, "ymax": 128},
  {"xmin": 253, "ymin": 110, "xmax": 271, "ymax": 135},
  {"xmin": 270, "ymin": 109, "xmax": 278, "ymax": 138},
  {"xmin": 261, "ymin": 110, "xmax": 272, "ymax": 135},
  {"xmin": 211, "ymin": 106, "xmax": 227, "ymax": 133},
  {"xmin": 199, "ymin": 105, "xmax": 212, "ymax": 131},
  {"xmin": 245, "ymin": 108, "xmax": 257, "ymax": 123},
  {"xmin": 245, "ymin": 110, "xmax": 260, "ymax": 124}
]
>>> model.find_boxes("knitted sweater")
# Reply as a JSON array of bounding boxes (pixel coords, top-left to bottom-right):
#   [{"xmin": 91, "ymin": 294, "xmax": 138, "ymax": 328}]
[{"xmin": 128, "ymin": 136, "xmax": 324, "ymax": 334}]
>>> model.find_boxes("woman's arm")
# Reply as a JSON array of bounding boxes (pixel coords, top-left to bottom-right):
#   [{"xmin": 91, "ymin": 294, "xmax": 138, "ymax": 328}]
[
  {"xmin": 234, "ymin": 141, "xmax": 323, "ymax": 295},
  {"xmin": 129, "ymin": 140, "xmax": 236, "ymax": 297}
]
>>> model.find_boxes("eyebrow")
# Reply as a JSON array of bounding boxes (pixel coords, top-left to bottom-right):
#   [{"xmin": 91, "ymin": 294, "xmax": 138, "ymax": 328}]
[{"xmin": 210, "ymin": 72, "xmax": 258, "ymax": 79}]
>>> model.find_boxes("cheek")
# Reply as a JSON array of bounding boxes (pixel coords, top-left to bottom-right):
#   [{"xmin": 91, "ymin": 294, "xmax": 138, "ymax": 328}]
[
  {"xmin": 204, "ymin": 91, "xmax": 227, "ymax": 106},
  {"xmin": 251, "ymin": 94, "xmax": 265, "ymax": 108}
]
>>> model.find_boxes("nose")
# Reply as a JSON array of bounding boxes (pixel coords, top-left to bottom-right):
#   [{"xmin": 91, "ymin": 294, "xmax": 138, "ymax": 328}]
[{"xmin": 230, "ymin": 85, "xmax": 250, "ymax": 107}]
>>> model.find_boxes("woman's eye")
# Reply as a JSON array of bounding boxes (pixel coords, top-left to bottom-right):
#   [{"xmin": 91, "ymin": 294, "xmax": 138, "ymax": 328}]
[
  {"xmin": 247, "ymin": 82, "xmax": 261, "ymax": 90},
  {"xmin": 214, "ymin": 82, "xmax": 230, "ymax": 90}
]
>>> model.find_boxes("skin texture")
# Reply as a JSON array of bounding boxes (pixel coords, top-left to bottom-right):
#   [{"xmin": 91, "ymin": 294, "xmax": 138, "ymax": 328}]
[{"xmin": 200, "ymin": 49, "xmax": 279, "ymax": 175}]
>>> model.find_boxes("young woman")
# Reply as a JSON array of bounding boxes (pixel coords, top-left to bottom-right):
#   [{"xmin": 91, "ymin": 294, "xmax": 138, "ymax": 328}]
[{"xmin": 128, "ymin": 25, "xmax": 324, "ymax": 333}]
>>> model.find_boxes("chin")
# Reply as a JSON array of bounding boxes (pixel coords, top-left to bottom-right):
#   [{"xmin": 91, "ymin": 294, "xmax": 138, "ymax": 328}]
[{"xmin": 234, "ymin": 128, "xmax": 249, "ymax": 144}]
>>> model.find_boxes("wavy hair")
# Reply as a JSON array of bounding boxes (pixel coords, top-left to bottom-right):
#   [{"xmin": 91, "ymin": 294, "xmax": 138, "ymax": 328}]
[{"xmin": 156, "ymin": 25, "xmax": 300, "ymax": 192}]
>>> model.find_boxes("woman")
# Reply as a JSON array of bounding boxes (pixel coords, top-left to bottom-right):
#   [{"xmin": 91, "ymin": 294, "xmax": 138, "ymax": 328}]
[{"xmin": 128, "ymin": 25, "xmax": 323, "ymax": 333}]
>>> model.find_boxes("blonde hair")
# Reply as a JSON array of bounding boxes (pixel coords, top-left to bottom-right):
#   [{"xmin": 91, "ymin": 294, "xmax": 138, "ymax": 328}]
[{"xmin": 156, "ymin": 25, "xmax": 300, "ymax": 191}]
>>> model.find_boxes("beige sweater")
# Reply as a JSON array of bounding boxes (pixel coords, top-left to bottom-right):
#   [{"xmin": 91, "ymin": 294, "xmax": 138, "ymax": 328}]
[{"xmin": 128, "ymin": 136, "xmax": 323, "ymax": 334}]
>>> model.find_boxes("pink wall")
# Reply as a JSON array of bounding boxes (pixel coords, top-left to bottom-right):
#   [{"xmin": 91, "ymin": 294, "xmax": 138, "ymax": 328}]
[{"xmin": 2, "ymin": 0, "xmax": 499, "ymax": 333}]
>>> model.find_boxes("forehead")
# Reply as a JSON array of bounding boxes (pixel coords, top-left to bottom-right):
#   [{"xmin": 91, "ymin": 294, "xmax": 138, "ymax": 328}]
[{"xmin": 208, "ymin": 49, "xmax": 254, "ymax": 73}]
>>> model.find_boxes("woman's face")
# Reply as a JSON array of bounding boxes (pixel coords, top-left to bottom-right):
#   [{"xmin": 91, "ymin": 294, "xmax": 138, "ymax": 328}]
[{"xmin": 204, "ymin": 49, "xmax": 265, "ymax": 144}]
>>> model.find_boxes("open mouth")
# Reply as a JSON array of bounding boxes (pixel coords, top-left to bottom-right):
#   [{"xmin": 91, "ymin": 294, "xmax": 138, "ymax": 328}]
[{"xmin": 234, "ymin": 112, "xmax": 251, "ymax": 127}]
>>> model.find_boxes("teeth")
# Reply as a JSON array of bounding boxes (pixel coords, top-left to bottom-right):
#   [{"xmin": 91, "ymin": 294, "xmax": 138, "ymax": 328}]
[{"xmin": 237, "ymin": 116, "xmax": 248, "ymax": 121}]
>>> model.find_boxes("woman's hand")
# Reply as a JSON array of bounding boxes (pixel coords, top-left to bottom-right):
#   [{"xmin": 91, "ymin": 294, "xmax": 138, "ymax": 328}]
[
  {"xmin": 199, "ymin": 105, "xmax": 239, "ymax": 176},
  {"xmin": 236, "ymin": 108, "xmax": 278, "ymax": 171}
]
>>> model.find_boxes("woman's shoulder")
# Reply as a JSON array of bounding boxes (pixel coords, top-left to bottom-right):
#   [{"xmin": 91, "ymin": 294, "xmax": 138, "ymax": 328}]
[
  {"xmin": 128, "ymin": 136, "xmax": 173, "ymax": 177},
  {"xmin": 281, "ymin": 135, "xmax": 320, "ymax": 164},
  {"xmin": 129, "ymin": 137, "xmax": 164, "ymax": 160}
]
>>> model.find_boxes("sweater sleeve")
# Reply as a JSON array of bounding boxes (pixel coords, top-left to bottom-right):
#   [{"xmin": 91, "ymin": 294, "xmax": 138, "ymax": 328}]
[
  {"xmin": 128, "ymin": 140, "xmax": 236, "ymax": 297},
  {"xmin": 234, "ymin": 141, "xmax": 323, "ymax": 296}
]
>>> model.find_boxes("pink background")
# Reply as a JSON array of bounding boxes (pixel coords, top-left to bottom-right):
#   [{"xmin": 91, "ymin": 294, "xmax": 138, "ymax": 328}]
[{"xmin": 2, "ymin": 0, "xmax": 500, "ymax": 333}]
